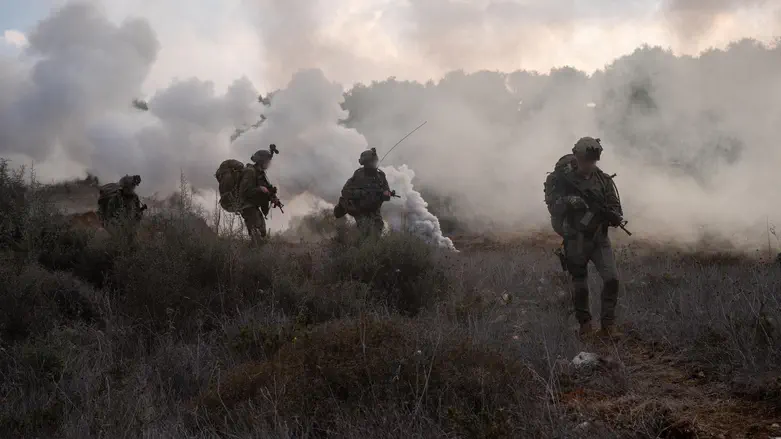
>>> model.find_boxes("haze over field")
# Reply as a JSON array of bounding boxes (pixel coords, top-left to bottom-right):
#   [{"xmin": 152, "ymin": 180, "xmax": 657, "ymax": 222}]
[{"xmin": 1, "ymin": 1, "xmax": 780, "ymax": 246}]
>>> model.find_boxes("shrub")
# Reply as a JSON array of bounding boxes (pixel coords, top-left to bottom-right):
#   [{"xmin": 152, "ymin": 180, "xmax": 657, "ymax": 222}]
[
  {"xmin": 326, "ymin": 233, "xmax": 451, "ymax": 315},
  {"xmin": 0, "ymin": 263, "xmax": 102, "ymax": 342},
  {"xmin": 0, "ymin": 159, "xmax": 27, "ymax": 249},
  {"xmin": 197, "ymin": 316, "xmax": 544, "ymax": 438}
]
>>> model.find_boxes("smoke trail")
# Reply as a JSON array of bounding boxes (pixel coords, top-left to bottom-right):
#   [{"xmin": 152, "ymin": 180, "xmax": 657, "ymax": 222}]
[
  {"xmin": 383, "ymin": 165, "xmax": 456, "ymax": 250},
  {"xmin": 233, "ymin": 69, "xmax": 456, "ymax": 248}
]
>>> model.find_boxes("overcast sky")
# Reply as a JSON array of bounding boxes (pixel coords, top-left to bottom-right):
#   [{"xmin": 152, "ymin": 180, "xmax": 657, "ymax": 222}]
[{"xmin": 1, "ymin": 0, "xmax": 779, "ymax": 92}]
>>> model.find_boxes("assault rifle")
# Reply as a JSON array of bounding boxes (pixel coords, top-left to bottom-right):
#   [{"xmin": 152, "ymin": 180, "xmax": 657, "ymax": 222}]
[
  {"xmin": 268, "ymin": 186, "xmax": 284, "ymax": 213},
  {"xmin": 356, "ymin": 188, "xmax": 399, "ymax": 201},
  {"xmin": 560, "ymin": 174, "xmax": 631, "ymax": 236}
]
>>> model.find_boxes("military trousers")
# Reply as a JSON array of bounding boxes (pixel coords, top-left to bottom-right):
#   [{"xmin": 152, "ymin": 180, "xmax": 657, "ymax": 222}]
[
  {"xmin": 103, "ymin": 217, "xmax": 140, "ymax": 247},
  {"xmin": 564, "ymin": 232, "xmax": 620, "ymax": 326},
  {"xmin": 241, "ymin": 206, "xmax": 267, "ymax": 245},
  {"xmin": 354, "ymin": 210, "xmax": 384, "ymax": 238}
]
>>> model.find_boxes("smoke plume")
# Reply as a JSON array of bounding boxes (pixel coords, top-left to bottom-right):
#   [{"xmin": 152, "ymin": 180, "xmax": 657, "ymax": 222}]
[
  {"xmin": 233, "ymin": 69, "xmax": 455, "ymax": 248},
  {"xmin": 340, "ymin": 41, "xmax": 781, "ymax": 247},
  {"xmin": 0, "ymin": 3, "xmax": 260, "ymax": 192},
  {"xmin": 662, "ymin": 0, "xmax": 775, "ymax": 43},
  {"xmin": 2, "ymin": 2, "xmax": 781, "ymax": 249}
]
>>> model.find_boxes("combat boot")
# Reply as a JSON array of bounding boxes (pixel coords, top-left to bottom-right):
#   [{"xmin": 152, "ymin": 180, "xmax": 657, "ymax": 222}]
[
  {"xmin": 578, "ymin": 321, "xmax": 596, "ymax": 338},
  {"xmin": 597, "ymin": 323, "xmax": 623, "ymax": 339}
]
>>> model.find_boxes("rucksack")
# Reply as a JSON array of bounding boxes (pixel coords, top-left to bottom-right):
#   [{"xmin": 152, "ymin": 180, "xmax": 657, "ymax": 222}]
[
  {"xmin": 336, "ymin": 169, "xmax": 387, "ymax": 217},
  {"xmin": 544, "ymin": 155, "xmax": 575, "ymax": 205},
  {"xmin": 98, "ymin": 182, "xmax": 121, "ymax": 220},
  {"xmin": 543, "ymin": 154, "xmax": 578, "ymax": 237},
  {"xmin": 215, "ymin": 159, "xmax": 246, "ymax": 213}
]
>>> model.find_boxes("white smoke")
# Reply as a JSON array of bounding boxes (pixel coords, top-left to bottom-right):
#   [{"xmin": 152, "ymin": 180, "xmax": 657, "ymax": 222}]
[
  {"xmin": 382, "ymin": 165, "xmax": 456, "ymax": 250},
  {"xmin": 3, "ymin": 3, "xmax": 781, "ymax": 250},
  {"xmin": 0, "ymin": 3, "xmax": 260, "ymax": 192},
  {"xmin": 233, "ymin": 69, "xmax": 456, "ymax": 248}
]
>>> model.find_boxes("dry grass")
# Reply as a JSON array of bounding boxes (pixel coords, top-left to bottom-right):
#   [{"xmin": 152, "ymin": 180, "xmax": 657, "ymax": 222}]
[{"xmin": 0, "ymin": 163, "xmax": 779, "ymax": 438}]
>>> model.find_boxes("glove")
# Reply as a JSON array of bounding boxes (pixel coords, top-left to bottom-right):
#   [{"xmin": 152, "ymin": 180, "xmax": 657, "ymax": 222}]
[
  {"xmin": 566, "ymin": 196, "xmax": 588, "ymax": 210},
  {"xmin": 607, "ymin": 211, "xmax": 624, "ymax": 227}
]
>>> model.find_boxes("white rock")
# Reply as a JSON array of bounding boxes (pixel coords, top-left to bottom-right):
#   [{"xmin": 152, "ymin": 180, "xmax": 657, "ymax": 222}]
[{"xmin": 572, "ymin": 352, "xmax": 600, "ymax": 367}]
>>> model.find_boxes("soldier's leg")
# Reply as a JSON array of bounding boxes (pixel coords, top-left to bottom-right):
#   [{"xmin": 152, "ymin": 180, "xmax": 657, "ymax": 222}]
[
  {"xmin": 369, "ymin": 211, "xmax": 385, "ymax": 236},
  {"xmin": 354, "ymin": 214, "xmax": 378, "ymax": 239},
  {"xmin": 564, "ymin": 238, "xmax": 592, "ymax": 326},
  {"xmin": 591, "ymin": 237, "xmax": 620, "ymax": 328},
  {"xmin": 241, "ymin": 207, "xmax": 266, "ymax": 245},
  {"xmin": 354, "ymin": 215, "xmax": 368, "ymax": 236}
]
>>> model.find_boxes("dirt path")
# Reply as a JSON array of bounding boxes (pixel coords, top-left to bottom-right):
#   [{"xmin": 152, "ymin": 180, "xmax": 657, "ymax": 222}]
[{"xmin": 560, "ymin": 335, "xmax": 780, "ymax": 438}]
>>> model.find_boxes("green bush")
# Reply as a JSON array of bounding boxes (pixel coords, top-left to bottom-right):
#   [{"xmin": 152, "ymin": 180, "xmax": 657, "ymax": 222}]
[
  {"xmin": 0, "ymin": 264, "xmax": 102, "ymax": 342},
  {"xmin": 198, "ymin": 317, "xmax": 542, "ymax": 438},
  {"xmin": 326, "ymin": 233, "xmax": 451, "ymax": 315}
]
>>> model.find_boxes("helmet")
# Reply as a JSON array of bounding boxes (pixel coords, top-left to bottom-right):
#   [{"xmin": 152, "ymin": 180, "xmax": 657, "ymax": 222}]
[
  {"xmin": 251, "ymin": 150, "xmax": 272, "ymax": 163},
  {"xmin": 119, "ymin": 174, "xmax": 141, "ymax": 188},
  {"xmin": 359, "ymin": 148, "xmax": 378, "ymax": 166},
  {"xmin": 572, "ymin": 137, "xmax": 603, "ymax": 160},
  {"xmin": 251, "ymin": 144, "xmax": 279, "ymax": 164}
]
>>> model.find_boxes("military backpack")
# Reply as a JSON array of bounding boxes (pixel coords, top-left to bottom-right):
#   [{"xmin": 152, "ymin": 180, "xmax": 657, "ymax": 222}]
[
  {"xmin": 97, "ymin": 183, "xmax": 121, "ymax": 220},
  {"xmin": 215, "ymin": 159, "xmax": 246, "ymax": 213}
]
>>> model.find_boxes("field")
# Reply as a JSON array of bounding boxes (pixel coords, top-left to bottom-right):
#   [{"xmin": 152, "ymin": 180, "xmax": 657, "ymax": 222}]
[{"xmin": 1, "ymin": 165, "xmax": 780, "ymax": 438}]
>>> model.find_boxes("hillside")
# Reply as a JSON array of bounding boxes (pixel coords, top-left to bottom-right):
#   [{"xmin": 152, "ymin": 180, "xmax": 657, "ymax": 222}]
[{"xmin": 1, "ymin": 166, "xmax": 779, "ymax": 438}]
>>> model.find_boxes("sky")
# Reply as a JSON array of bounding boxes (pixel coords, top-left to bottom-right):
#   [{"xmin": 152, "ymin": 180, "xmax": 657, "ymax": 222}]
[
  {"xmin": 1, "ymin": 0, "xmax": 778, "ymax": 92},
  {"xmin": 0, "ymin": 0, "xmax": 780, "ymax": 243}
]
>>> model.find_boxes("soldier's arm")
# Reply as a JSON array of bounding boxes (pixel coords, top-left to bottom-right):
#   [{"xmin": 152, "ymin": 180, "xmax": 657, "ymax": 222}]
[
  {"xmin": 603, "ymin": 175, "xmax": 623, "ymax": 217},
  {"xmin": 132, "ymin": 195, "xmax": 144, "ymax": 219},
  {"xmin": 379, "ymin": 171, "xmax": 390, "ymax": 192}
]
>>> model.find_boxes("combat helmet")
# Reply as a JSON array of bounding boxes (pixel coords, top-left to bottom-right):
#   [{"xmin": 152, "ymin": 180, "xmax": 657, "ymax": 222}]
[
  {"xmin": 251, "ymin": 143, "xmax": 279, "ymax": 164},
  {"xmin": 359, "ymin": 148, "xmax": 379, "ymax": 166},
  {"xmin": 572, "ymin": 137, "xmax": 602, "ymax": 161},
  {"xmin": 119, "ymin": 174, "xmax": 141, "ymax": 188}
]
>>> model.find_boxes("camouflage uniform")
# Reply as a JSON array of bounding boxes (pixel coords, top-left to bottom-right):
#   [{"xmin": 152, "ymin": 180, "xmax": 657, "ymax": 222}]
[
  {"xmin": 337, "ymin": 148, "xmax": 391, "ymax": 238},
  {"xmin": 239, "ymin": 149, "xmax": 278, "ymax": 245},
  {"xmin": 544, "ymin": 137, "xmax": 624, "ymax": 335},
  {"xmin": 98, "ymin": 175, "xmax": 146, "ymax": 244}
]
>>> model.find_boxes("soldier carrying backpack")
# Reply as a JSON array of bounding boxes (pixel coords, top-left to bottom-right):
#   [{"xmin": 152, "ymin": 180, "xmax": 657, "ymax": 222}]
[
  {"xmin": 334, "ymin": 147, "xmax": 398, "ymax": 238},
  {"xmin": 543, "ymin": 137, "xmax": 628, "ymax": 339},
  {"xmin": 215, "ymin": 144, "xmax": 283, "ymax": 245},
  {"xmin": 97, "ymin": 174, "xmax": 147, "ymax": 242}
]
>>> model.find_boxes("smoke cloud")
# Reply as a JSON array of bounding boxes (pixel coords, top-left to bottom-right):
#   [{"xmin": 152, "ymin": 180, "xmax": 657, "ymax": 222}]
[
  {"xmin": 1, "ymin": 2, "xmax": 781, "ymax": 249},
  {"xmin": 233, "ymin": 69, "xmax": 454, "ymax": 248},
  {"xmin": 662, "ymin": 0, "xmax": 775, "ymax": 43},
  {"xmin": 0, "ymin": 3, "xmax": 260, "ymax": 192},
  {"xmin": 342, "ymin": 41, "xmax": 781, "ymax": 246}
]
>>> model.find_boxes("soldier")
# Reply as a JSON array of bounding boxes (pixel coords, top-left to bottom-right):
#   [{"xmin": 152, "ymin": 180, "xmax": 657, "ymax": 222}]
[
  {"xmin": 239, "ymin": 145, "xmax": 282, "ymax": 245},
  {"xmin": 335, "ymin": 148, "xmax": 394, "ymax": 238},
  {"xmin": 544, "ymin": 137, "xmax": 625, "ymax": 338},
  {"xmin": 97, "ymin": 174, "xmax": 147, "ymax": 243}
]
